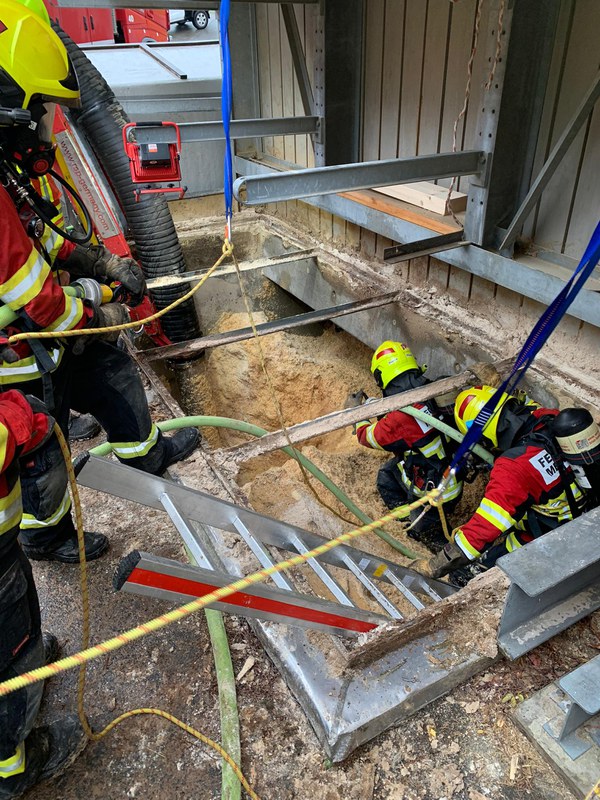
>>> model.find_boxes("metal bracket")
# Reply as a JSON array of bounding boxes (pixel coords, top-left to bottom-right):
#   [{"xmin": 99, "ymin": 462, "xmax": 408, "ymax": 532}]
[
  {"xmin": 383, "ymin": 231, "xmax": 467, "ymax": 263},
  {"xmin": 496, "ymin": 507, "xmax": 600, "ymax": 660}
]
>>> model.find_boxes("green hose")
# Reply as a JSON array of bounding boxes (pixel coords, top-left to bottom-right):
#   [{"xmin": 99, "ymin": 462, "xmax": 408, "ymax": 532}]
[
  {"xmin": 90, "ymin": 416, "xmax": 420, "ymax": 559},
  {"xmin": 401, "ymin": 406, "xmax": 494, "ymax": 465},
  {"xmin": 0, "ymin": 285, "xmax": 78, "ymax": 329}
]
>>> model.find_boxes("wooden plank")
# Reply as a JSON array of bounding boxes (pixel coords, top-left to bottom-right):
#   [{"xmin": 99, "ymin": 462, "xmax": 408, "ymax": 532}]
[
  {"xmin": 338, "ymin": 189, "xmax": 461, "ymax": 233},
  {"xmin": 267, "ymin": 3, "xmax": 285, "ymax": 160},
  {"xmin": 303, "ymin": 3, "xmax": 316, "ymax": 168},
  {"xmin": 521, "ymin": 0, "xmax": 575, "ymax": 240},
  {"xmin": 255, "ymin": 4, "xmax": 274, "ymax": 155},
  {"xmin": 362, "ymin": 0, "xmax": 385, "ymax": 160},
  {"xmin": 346, "ymin": 568, "xmax": 509, "ymax": 670},
  {"xmin": 418, "ymin": 0, "xmax": 451, "ymax": 157},
  {"xmin": 437, "ymin": 0, "xmax": 478, "ymax": 188},
  {"xmin": 373, "ymin": 181, "xmax": 467, "ymax": 214},
  {"xmin": 222, "ymin": 364, "xmax": 507, "ymax": 464},
  {"xmin": 280, "ymin": 4, "xmax": 296, "ymax": 166},
  {"xmin": 533, "ymin": 0, "xmax": 598, "ymax": 255},
  {"xmin": 379, "ymin": 0, "xmax": 406, "ymax": 159},
  {"xmin": 397, "ymin": 0, "xmax": 428, "ymax": 158},
  {"xmin": 293, "ymin": 5, "xmax": 308, "ymax": 169}
]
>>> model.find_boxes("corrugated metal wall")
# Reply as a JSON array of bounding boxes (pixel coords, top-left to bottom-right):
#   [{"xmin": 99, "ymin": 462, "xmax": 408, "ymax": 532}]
[{"xmin": 251, "ymin": 0, "xmax": 599, "ymax": 347}]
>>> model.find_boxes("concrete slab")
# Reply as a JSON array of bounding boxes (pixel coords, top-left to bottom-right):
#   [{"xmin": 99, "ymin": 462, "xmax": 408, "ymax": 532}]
[{"xmin": 514, "ymin": 682, "xmax": 600, "ymax": 799}]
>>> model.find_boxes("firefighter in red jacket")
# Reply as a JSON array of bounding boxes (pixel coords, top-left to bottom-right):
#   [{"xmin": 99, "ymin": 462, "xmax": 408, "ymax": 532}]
[
  {"xmin": 347, "ymin": 341, "xmax": 463, "ymax": 550},
  {"xmin": 0, "ymin": 390, "xmax": 86, "ymax": 798},
  {"xmin": 413, "ymin": 385, "xmax": 589, "ymax": 579},
  {"xmin": 0, "ymin": 3, "xmax": 199, "ymax": 564}
]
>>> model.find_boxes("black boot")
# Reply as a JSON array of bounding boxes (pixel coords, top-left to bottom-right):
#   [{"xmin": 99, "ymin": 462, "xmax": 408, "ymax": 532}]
[
  {"xmin": 0, "ymin": 716, "xmax": 87, "ymax": 799},
  {"xmin": 42, "ymin": 633, "xmax": 59, "ymax": 665},
  {"xmin": 159, "ymin": 428, "xmax": 200, "ymax": 472},
  {"xmin": 68, "ymin": 413, "xmax": 101, "ymax": 442},
  {"xmin": 22, "ymin": 532, "xmax": 109, "ymax": 564}
]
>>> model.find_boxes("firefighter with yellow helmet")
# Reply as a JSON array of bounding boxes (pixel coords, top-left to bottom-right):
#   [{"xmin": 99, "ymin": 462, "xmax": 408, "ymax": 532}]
[
  {"xmin": 412, "ymin": 385, "xmax": 591, "ymax": 579},
  {"xmin": 0, "ymin": 1, "xmax": 199, "ymax": 566},
  {"xmin": 346, "ymin": 341, "xmax": 463, "ymax": 550}
]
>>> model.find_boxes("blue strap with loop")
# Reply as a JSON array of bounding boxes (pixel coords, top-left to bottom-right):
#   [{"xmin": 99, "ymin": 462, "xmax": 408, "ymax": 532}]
[
  {"xmin": 447, "ymin": 220, "xmax": 600, "ymax": 478},
  {"xmin": 219, "ymin": 0, "xmax": 233, "ymax": 240}
]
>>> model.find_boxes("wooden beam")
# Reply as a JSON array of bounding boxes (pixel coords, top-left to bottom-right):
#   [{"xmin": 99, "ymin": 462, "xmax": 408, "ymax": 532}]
[
  {"xmin": 144, "ymin": 290, "xmax": 404, "ymax": 362},
  {"xmin": 222, "ymin": 362, "xmax": 506, "ymax": 464},
  {"xmin": 338, "ymin": 189, "xmax": 461, "ymax": 234}
]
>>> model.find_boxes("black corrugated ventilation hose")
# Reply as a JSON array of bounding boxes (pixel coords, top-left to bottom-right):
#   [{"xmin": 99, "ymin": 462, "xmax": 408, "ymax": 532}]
[{"xmin": 53, "ymin": 25, "xmax": 201, "ymax": 343}]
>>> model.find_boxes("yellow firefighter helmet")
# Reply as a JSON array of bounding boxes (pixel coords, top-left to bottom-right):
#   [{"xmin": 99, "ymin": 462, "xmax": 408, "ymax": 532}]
[
  {"xmin": 371, "ymin": 341, "xmax": 420, "ymax": 390},
  {"xmin": 454, "ymin": 385, "xmax": 513, "ymax": 448},
  {"xmin": 0, "ymin": 0, "xmax": 79, "ymax": 111}
]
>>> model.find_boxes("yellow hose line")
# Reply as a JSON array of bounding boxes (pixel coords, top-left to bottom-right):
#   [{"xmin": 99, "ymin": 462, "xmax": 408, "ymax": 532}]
[
  {"xmin": 90, "ymin": 708, "xmax": 261, "ymax": 800},
  {"xmin": 7, "ymin": 241, "xmax": 234, "ymax": 345},
  {"xmin": 0, "ymin": 492, "xmax": 432, "ymax": 697},
  {"xmin": 585, "ymin": 780, "xmax": 600, "ymax": 800},
  {"xmin": 55, "ymin": 422, "xmax": 261, "ymax": 798}
]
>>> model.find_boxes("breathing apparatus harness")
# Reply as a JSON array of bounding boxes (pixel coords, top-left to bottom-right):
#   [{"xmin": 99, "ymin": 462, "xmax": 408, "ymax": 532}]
[{"xmin": 0, "ymin": 104, "xmax": 93, "ymax": 246}]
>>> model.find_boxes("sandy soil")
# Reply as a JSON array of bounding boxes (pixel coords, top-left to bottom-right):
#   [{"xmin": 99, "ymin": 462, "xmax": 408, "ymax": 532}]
[{"xmin": 27, "ymin": 320, "xmax": 598, "ymax": 800}]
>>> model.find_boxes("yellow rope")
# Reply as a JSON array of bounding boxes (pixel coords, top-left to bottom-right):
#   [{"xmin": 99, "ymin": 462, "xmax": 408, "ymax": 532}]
[
  {"xmin": 7, "ymin": 241, "xmax": 234, "ymax": 345},
  {"xmin": 0, "ymin": 490, "xmax": 432, "ymax": 698},
  {"xmin": 48, "ymin": 247, "xmax": 260, "ymax": 800},
  {"xmin": 585, "ymin": 780, "xmax": 600, "ymax": 800}
]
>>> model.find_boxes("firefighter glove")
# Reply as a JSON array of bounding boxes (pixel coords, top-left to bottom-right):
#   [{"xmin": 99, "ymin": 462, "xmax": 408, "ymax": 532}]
[
  {"xmin": 95, "ymin": 302, "xmax": 130, "ymax": 341},
  {"xmin": 102, "ymin": 253, "xmax": 146, "ymax": 307},
  {"xmin": 344, "ymin": 389, "xmax": 368, "ymax": 409},
  {"xmin": 24, "ymin": 394, "xmax": 55, "ymax": 452},
  {"xmin": 0, "ymin": 336, "xmax": 19, "ymax": 365},
  {"xmin": 411, "ymin": 540, "xmax": 470, "ymax": 579},
  {"xmin": 63, "ymin": 245, "xmax": 146, "ymax": 307}
]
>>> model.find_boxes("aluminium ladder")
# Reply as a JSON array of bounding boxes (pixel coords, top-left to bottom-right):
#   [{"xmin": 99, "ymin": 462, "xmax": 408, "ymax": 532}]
[{"xmin": 78, "ymin": 456, "xmax": 454, "ymax": 637}]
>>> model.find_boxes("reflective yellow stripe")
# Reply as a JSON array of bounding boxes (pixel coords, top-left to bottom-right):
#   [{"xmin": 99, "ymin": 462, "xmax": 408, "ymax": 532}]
[
  {"xmin": 505, "ymin": 532, "xmax": 522, "ymax": 552},
  {"xmin": 110, "ymin": 424, "xmax": 160, "ymax": 459},
  {"xmin": 533, "ymin": 483, "xmax": 585, "ymax": 521},
  {"xmin": 475, "ymin": 497, "xmax": 515, "ymax": 532},
  {"xmin": 420, "ymin": 438, "xmax": 446, "ymax": 459},
  {"xmin": 454, "ymin": 529, "xmax": 480, "ymax": 560},
  {"xmin": 365, "ymin": 423, "xmax": 384, "ymax": 450},
  {"xmin": 0, "ymin": 743, "xmax": 25, "ymax": 778},
  {"xmin": 0, "ymin": 248, "xmax": 51, "ymax": 311},
  {"xmin": 44, "ymin": 295, "xmax": 84, "ymax": 332},
  {"xmin": 0, "ymin": 348, "xmax": 63, "ymax": 384},
  {"xmin": 0, "ymin": 422, "xmax": 7, "ymax": 471},
  {"xmin": 0, "ymin": 481, "xmax": 23, "ymax": 535},
  {"xmin": 20, "ymin": 487, "xmax": 71, "ymax": 530},
  {"xmin": 40, "ymin": 228, "xmax": 65, "ymax": 262}
]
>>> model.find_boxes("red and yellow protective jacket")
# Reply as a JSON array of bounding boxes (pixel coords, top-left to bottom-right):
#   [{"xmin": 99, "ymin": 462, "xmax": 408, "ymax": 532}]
[
  {"xmin": 0, "ymin": 390, "xmax": 50, "ymax": 552},
  {"xmin": 454, "ymin": 408, "xmax": 586, "ymax": 559},
  {"xmin": 0, "ymin": 184, "xmax": 93, "ymax": 384},
  {"xmin": 355, "ymin": 402, "xmax": 462, "ymax": 503}
]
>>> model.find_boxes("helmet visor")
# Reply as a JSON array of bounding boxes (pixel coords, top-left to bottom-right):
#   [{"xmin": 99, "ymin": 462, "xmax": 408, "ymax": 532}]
[{"xmin": 35, "ymin": 101, "xmax": 56, "ymax": 142}]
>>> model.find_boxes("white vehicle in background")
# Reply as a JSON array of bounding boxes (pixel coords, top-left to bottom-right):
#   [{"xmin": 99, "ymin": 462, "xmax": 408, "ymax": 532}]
[{"xmin": 169, "ymin": 8, "xmax": 210, "ymax": 29}]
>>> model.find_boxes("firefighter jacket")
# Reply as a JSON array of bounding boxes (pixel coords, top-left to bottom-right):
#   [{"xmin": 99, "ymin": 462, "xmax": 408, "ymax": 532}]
[
  {"xmin": 355, "ymin": 402, "xmax": 462, "ymax": 503},
  {"xmin": 0, "ymin": 184, "xmax": 93, "ymax": 385},
  {"xmin": 0, "ymin": 390, "xmax": 50, "ymax": 556},
  {"xmin": 454, "ymin": 408, "xmax": 587, "ymax": 559}
]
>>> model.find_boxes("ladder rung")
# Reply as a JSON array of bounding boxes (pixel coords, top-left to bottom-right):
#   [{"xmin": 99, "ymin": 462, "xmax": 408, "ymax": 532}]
[
  {"xmin": 382, "ymin": 568, "xmax": 425, "ymax": 611},
  {"xmin": 159, "ymin": 492, "xmax": 215, "ymax": 570},
  {"xmin": 231, "ymin": 515, "xmax": 296, "ymax": 592},
  {"xmin": 292, "ymin": 536, "xmax": 354, "ymax": 607},
  {"xmin": 340, "ymin": 554, "xmax": 404, "ymax": 620}
]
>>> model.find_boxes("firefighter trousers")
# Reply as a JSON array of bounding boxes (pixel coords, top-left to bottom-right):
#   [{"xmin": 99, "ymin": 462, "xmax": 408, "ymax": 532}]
[
  {"xmin": 15, "ymin": 340, "xmax": 170, "ymax": 551},
  {"xmin": 0, "ymin": 542, "xmax": 44, "ymax": 769}
]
